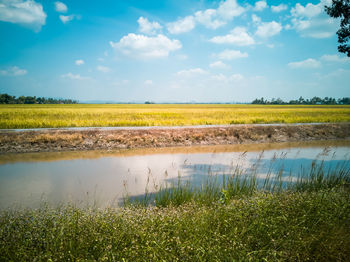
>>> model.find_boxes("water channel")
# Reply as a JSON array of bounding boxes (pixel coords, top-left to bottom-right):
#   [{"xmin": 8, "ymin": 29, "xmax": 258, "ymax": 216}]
[{"xmin": 0, "ymin": 140, "xmax": 349, "ymax": 209}]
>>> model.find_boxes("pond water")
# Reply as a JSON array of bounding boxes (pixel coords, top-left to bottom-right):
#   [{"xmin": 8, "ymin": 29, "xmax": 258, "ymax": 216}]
[{"xmin": 0, "ymin": 140, "xmax": 349, "ymax": 209}]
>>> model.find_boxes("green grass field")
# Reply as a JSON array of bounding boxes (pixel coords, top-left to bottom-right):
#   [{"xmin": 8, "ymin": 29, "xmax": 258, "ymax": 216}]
[{"xmin": 0, "ymin": 104, "xmax": 349, "ymax": 128}]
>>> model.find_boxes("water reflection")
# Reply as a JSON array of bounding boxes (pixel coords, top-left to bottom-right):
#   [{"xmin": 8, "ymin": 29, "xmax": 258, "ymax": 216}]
[
  {"xmin": 177, "ymin": 158, "xmax": 350, "ymax": 188},
  {"xmin": 0, "ymin": 140, "xmax": 349, "ymax": 209}
]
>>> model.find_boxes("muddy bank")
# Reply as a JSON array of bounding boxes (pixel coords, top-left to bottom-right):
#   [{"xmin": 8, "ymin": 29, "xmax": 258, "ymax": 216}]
[{"xmin": 0, "ymin": 123, "xmax": 349, "ymax": 154}]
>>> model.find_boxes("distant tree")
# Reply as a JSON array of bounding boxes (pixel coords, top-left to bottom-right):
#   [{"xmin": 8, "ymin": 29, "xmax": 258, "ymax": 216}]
[
  {"xmin": 251, "ymin": 96, "xmax": 350, "ymax": 105},
  {"xmin": 276, "ymin": 98, "xmax": 284, "ymax": 104},
  {"xmin": 323, "ymin": 97, "xmax": 337, "ymax": 104},
  {"xmin": 36, "ymin": 97, "xmax": 46, "ymax": 104},
  {"xmin": 252, "ymin": 97, "xmax": 266, "ymax": 104},
  {"xmin": 338, "ymin": 97, "xmax": 350, "ymax": 104},
  {"xmin": 252, "ymin": 98, "xmax": 259, "ymax": 104},
  {"xmin": 17, "ymin": 96, "xmax": 26, "ymax": 104},
  {"xmin": 338, "ymin": 97, "xmax": 350, "ymax": 105},
  {"xmin": 0, "ymin": 93, "xmax": 77, "ymax": 104},
  {"xmin": 24, "ymin": 96, "xmax": 36, "ymax": 104},
  {"xmin": 310, "ymin": 96, "xmax": 322, "ymax": 104},
  {"xmin": 298, "ymin": 96, "xmax": 305, "ymax": 104},
  {"xmin": 325, "ymin": 0, "xmax": 350, "ymax": 57},
  {"xmin": 0, "ymin": 94, "xmax": 16, "ymax": 104}
]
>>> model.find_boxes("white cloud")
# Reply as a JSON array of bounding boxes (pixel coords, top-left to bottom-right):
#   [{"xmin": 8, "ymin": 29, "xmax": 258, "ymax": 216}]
[
  {"xmin": 75, "ymin": 59, "xmax": 84, "ymax": 66},
  {"xmin": 230, "ymin": 73, "xmax": 244, "ymax": 81},
  {"xmin": 166, "ymin": 0, "xmax": 245, "ymax": 34},
  {"xmin": 251, "ymin": 14, "xmax": 261, "ymax": 24},
  {"xmin": 97, "ymin": 65, "xmax": 111, "ymax": 73},
  {"xmin": 176, "ymin": 68, "xmax": 207, "ymax": 77},
  {"xmin": 321, "ymin": 68, "xmax": 350, "ymax": 78},
  {"xmin": 211, "ymin": 73, "xmax": 227, "ymax": 82},
  {"xmin": 252, "ymin": 13, "xmax": 281, "ymax": 40},
  {"xmin": 194, "ymin": 9, "xmax": 225, "ymax": 29},
  {"xmin": 54, "ymin": 1, "xmax": 67, "ymax": 13},
  {"xmin": 59, "ymin": 14, "xmax": 74, "ymax": 24},
  {"xmin": 287, "ymin": 54, "xmax": 348, "ymax": 70},
  {"xmin": 216, "ymin": 49, "xmax": 248, "ymax": 60},
  {"xmin": 217, "ymin": 0, "xmax": 245, "ymax": 20},
  {"xmin": 212, "ymin": 73, "xmax": 243, "ymax": 82},
  {"xmin": 144, "ymin": 80, "xmax": 153, "ymax": 85},
  {"xmin": 271, "ymin": 4, "xmax": 288, "ymax": 13},
  {"xmin": 167, "ymin": 16, "xmax": 195, "ymax": 34},
  {"xmin": 291, "ymin": 2, "xmax": 323, "ymax": 18},
  {"xmin": 210, "ymin": 27, "xmax": 255, "ymax": 46},
  {"xmin": 209, "ymin": 61, "xmax": 230, "ymax": 69},
  {"xmin": 253, "ymin": 1, "xmax": 267, "ymax": 11},
  {"xmin": 320, "ymin": 54, "xmax": 350, "ymax": 63},
  {"xmin": 0, "ymin": 0, "xmax": 46, "ymax": 31},
  {"xmin": 285, "ymin": 24, "xmax": 292, "ymax": 30},
  {"xmin": 290, "ymin": 0, "xmax": 337, "ymax": 38},
  {"xmin": 255, "ymin": 21, "xmax": 282, "ymax": 38},
  {"xmin": 110, "ymin": 33, "xmax": 182, "ymax": 59},
  {"xmin": 0, "ymin": 66, "xmax": 27, "ymax": 76},
  {"xmin": 138, "ymin": 17, "xmax": 162, "ymax": 35},
  {"xmin": 288, "ymin": 58, "xmax": 321, "ymax": 69},
  {"xmin": 61, "ymin": 72, "xmax": 90, "ymax": 80}
]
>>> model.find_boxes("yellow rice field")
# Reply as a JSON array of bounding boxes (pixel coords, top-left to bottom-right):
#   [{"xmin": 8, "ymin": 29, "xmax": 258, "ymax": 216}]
[{"xmin": 0, "ymin": 104, "xmax": 349, "ymax": 129}]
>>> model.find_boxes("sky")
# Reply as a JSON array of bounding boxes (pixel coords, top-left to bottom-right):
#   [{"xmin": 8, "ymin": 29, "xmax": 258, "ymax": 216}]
[{"xmin": 0, "ymin": 0, "xmax": 349, "ymax": 102}]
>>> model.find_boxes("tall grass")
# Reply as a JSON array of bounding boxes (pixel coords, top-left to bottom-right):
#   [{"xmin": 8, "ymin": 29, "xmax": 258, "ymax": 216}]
[
  {"xmin": 125, "ymin": 156, "xmax": 350, "ymax": 207},
  {"xmin": 0, "ymin": 157, "xmax": 349, "ymax": 261},
  {"xmin": 0, "ymin": 104, "xmax": 349, "ymax": 128},
  {"xmin": 1, "ymin": 188, "xmax": 349, "ymax": 260}
]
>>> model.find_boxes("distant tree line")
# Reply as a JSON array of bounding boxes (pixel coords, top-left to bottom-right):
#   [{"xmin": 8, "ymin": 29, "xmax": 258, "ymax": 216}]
[
  {"xmin": 252, "ymin": 96, "xmax": 350, "ymax": 105},
  {"xmin": 0, "ymin": 93, "xmax": 78, "ymax": 104}
]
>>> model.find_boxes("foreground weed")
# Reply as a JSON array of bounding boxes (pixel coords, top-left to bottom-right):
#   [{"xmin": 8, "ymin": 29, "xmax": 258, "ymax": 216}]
[{"xmin": 1, "ymin": 188, "xmax": 349, "ymax": 261}]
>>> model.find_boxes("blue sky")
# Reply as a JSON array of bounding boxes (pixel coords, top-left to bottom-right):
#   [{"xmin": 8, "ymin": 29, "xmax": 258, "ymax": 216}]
[{"xmin": 0, "ymin": 0, "xmax": 349, "ymax": 102}]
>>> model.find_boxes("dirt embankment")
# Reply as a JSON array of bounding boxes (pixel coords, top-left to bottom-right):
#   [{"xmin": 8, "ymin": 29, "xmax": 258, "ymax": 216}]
[{"xmin": 0, "ymin": 123, "xmax": 349, "ymax": 154}]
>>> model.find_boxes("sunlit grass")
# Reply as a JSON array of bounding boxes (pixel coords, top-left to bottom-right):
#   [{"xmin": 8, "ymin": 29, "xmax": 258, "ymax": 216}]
[{"xmin": 0, "ymin": 104, "xmax": 349, "ymax": 128}]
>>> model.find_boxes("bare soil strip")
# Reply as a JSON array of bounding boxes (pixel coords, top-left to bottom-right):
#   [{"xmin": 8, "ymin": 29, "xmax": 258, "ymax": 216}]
[{"xmin": 0, "ymin": 123, "xmax": 349, "ymax": 154}]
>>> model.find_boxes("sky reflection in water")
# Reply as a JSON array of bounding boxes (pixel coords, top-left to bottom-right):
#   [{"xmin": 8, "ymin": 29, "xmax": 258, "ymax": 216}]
[{"xmin": 0, "ymin": 141, "xmax": 349, "ymax": 209}]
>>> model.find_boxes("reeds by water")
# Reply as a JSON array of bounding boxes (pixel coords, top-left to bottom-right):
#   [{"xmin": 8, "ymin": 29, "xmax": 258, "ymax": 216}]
[
  {"xmin": 125, "ymin": 154, "xmax": 350, "ymax": 207},
  {"xmin": 0, "ymin": 154, "xmax": 349, "ymax": 261}
]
